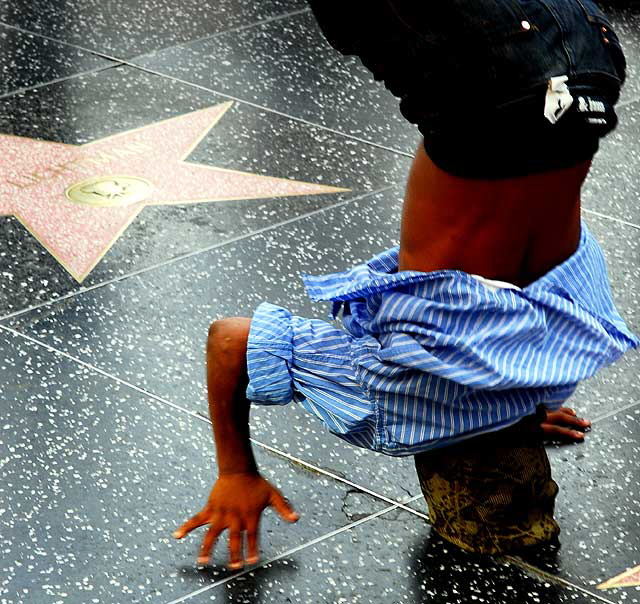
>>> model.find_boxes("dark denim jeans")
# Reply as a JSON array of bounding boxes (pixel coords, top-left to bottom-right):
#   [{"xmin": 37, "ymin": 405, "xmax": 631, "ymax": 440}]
[{"xmin": 308, "ymin": 0, "xmax": 627, "ymax": 177}]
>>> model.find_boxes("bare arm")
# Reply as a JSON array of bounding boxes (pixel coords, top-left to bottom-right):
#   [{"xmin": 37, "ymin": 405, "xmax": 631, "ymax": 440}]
[
  {"xmin": 173, "ymin": 318, "xmax": 298, "ymax": 569},
  {"xmin": 207, "ymin": 319, "xmax": 257, "ymax": 476}
]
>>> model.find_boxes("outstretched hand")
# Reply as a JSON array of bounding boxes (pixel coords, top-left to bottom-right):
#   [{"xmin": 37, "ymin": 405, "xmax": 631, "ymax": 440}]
[
  {"xmin": 173, "ymin": 473, "xmax": 299, "ymax": 569},
  {"xmin": 541, "ymin": 406, "xmax": 591, "ymax": 442}
]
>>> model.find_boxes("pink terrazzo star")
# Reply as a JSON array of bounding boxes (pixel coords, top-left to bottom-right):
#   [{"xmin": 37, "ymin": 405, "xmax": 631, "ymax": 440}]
[
  {"xmin": 599, "ymin": 564, "xmax": 640, "ymax": 589},
  {"xmin": 0, "ymin": 102, "xmax": 348, "ymax": 282}
]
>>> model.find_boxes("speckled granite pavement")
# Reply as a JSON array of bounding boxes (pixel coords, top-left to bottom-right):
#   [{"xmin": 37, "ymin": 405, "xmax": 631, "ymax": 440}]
[{"xmin": 0, "ymin": 2, "xmax": 639, "ymax": 603}]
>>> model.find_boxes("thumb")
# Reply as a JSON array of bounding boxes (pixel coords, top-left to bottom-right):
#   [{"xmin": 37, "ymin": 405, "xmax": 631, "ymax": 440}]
[{"xmin": 270, "ymin": 489, "xmax": 299, "ymax": 523}]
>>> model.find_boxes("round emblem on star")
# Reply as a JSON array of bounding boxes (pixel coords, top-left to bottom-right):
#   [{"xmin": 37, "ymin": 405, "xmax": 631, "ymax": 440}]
[{"xmin": 65, "ymin": 175, "xmax": 154, "ymax": 207}]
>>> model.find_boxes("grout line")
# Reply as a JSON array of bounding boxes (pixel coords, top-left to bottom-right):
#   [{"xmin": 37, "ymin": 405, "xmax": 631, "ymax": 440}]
[
  {"xmin": 163, "ymin": 501, "xmax": 416, "ymax": 604},
  {"xmin": 0, "ymin": 8, "xmax": 311, "ymax": 68},
  {"xmin": 583, "ymin": 208, "xmax": 640, "ymax": 231},
  {"xmin": 505, "ymin": 556, "xmax": 618, "ymax": 604},
  {"xmin": 0, "ymin": 62, "xmax": 122, "ymax": 101},
  {"xmin": 0, "ymin": 322, "xmax": 425, "ymax": 516},
  {"xmin": 0, "ymin": 21, "xmax": 124, "ymax": 62},
  {"xmin": 129, "ymin": 7, "xmax": 312, "ymax": 59},
  {"xmin": 0, "ymin": 324, "xmax": 207, "ymax": 420},
  {"xmin": 0, "ymin": 186, "xmax": 394, "ymax": 323},
  {"xmin": 121, "ymin": 62, "xmax": 416, "ymax": 157},
  {"xmin": 591, "ymin": 397, "xmax": 640, "ymax": 424},
  {"xmin": 246, "ymin": 438, "xmax": 429, "ymax": 519}
]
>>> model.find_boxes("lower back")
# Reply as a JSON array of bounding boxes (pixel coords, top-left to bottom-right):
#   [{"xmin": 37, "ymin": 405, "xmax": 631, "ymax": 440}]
[{"xmin": 398, "ymin": 146, "xmax": 590, "ymax": 287}]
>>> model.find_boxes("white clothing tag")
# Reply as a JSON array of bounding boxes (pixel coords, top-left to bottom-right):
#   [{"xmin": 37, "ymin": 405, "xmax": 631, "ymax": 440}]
[
  {"xmin": 470, "ymin": 275, "xmax": 521, "ymax": 292},
  {"xmin": 544, "ymin": 75, "xmax": 574, "ymax": 124}
]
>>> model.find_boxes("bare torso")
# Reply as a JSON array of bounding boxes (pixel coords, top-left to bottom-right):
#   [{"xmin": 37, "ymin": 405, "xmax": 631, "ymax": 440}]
[{"xmin": 399, "ymin": 144, "xmax": 589, "ymax": 287}]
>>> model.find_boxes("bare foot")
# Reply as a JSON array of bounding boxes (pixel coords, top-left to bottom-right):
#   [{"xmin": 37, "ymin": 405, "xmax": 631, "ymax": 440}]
[{"xmin": 541, "ymin": 407, "xmax": 591, "ymax": 442}]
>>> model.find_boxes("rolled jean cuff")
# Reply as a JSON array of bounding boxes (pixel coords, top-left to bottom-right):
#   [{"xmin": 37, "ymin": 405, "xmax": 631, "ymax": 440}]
[{"xmin": 246, "ymin": 302, "xmax": 295, "ymax": 405}]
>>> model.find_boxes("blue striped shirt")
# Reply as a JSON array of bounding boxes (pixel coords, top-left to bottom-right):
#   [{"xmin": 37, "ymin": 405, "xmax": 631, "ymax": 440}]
[{"xmin": 246, "ymin": 223, "xmax": 638, "ymax": 455}]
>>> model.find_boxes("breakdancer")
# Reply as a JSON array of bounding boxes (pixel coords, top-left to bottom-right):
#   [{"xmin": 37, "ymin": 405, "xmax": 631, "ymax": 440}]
[{"xmin": 174, "ymin": 0, "xmax": 638, "ymax": 566}]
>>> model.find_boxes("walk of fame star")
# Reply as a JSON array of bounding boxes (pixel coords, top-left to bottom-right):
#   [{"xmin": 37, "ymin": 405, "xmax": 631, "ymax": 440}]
[
  {"xmin": 598, "ymin": 564, "xmax": 640, "ymax": 589},
  {"xmin": 0, "ymin": 101, "xmax": 349, "ymax": 282}
]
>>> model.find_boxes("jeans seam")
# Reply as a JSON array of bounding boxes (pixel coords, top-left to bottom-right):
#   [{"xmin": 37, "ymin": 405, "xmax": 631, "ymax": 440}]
[
  {"xmin": 573, "ymin": 0, "xmax": 613, "ymax": 26},
  {"xmin": 533, "ymin": 0, "xmax": 575, "ymax": 77}
]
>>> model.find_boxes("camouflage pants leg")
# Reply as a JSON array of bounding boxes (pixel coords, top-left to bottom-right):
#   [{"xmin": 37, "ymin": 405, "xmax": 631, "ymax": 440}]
[{"xmin": 414, "ymin": 413, "xmax": 560, "ymax": 554}]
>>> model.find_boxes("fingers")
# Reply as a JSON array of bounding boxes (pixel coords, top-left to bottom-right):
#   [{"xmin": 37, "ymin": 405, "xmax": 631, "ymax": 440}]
[
  {"xmin": 173, "ymin": 511, "xmax": 209, "ymax": 539},
  {"xmin": 269, "ymin": 489, "xmax": 299, "ymax": 523},
  {"xmin": 546, "ymin": 408, "xmax": 590, "ymax": 428},
  {"xmin": 541, "ymin": 423, "xmax": 586, "ymax": 442},
  {"xmin": 245, "ymin": 518, "xmax": 260, "ymax": 565},
  {"xmin": 198, "ymin": 523, "xmax": 223, "ymax": 565},
  {"xmin": 545, "ymin": 409, "xmax": 591, "ymax": 431},
  {"xmin": 558, "ymin": 407, "xmax": 577, "ymax": 416},
  {"xmin": 228, "ymin": 519, "xmax": 243, "ymax": 570},
  {"xmin": 174, "ymin": 511, "xmax": 263, "ymax": 569}
]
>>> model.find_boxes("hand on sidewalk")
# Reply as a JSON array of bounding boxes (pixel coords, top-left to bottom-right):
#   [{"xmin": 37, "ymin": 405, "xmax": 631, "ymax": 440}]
[
  {"xmin": 541, "ymin": 406, "xmax": 591, "ymax": 442},
  {"xmin": 173, "ymin": 472, "xmax": 299, "ymax": 569}
]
